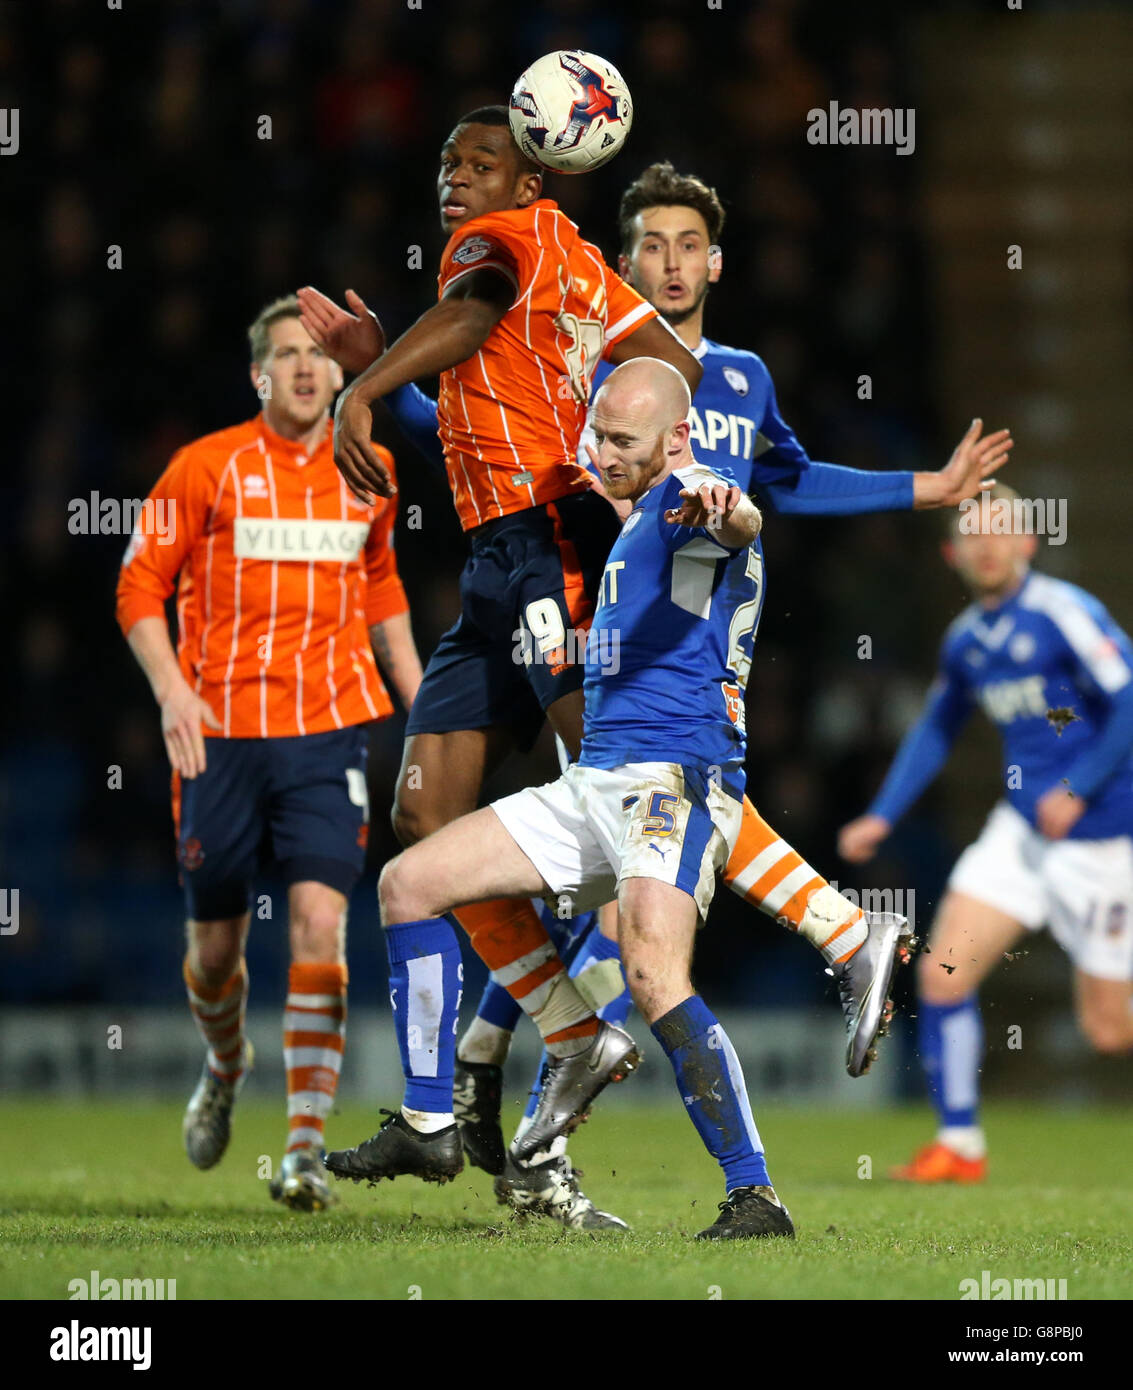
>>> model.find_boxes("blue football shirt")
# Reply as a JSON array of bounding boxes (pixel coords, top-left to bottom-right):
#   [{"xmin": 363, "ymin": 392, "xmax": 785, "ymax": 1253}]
[
  {"xmin": 578, "ymin": 462, "xmax": 765, "ymax": 796},
  {"xmin": 870, "ymin": 571, "xmax": 1133, "ymax": 840}
]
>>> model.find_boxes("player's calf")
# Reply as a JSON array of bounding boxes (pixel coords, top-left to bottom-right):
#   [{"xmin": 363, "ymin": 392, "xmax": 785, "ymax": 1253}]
[
  {"xmin": 617, "ymin": 879, "xmax": 793, "ymax": 1237},
  {"xmin": 1076, "ymin": 972, "xmax": 1133, "ymax": 1055},
  {"xmin": 650, "ymin": 994, "xmax": 793, "ymax": 1239},
  {"xmin": 182, "ymin": 952, "xmax": 251, "ymax": 1170},
  {"xmin": 1080, "ymin": 1016, "xmax": 1133, "ymax": 1055}
]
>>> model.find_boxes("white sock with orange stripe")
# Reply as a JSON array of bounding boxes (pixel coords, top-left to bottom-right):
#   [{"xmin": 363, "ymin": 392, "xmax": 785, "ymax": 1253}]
[
  {"xmin": 452, "ymin": 899, "xmax": 599, "ymax": 1058},
  {"xmin": 724, "ymin": 796, "xmax": 867, "ymax": 965},
  {"xmin": 183, "ymin": 958, "xmax": 249, "ymax": 1083},
  {"xmin": 283, "ymin": 961, "xmax": 347, "ymax": 1153}
]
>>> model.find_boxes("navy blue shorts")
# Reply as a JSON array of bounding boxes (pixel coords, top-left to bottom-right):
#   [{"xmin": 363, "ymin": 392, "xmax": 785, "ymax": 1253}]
[
  {"xmin": 406, "ymin": 490, "xmax": 621, "ymax": 753},
  {"xmin": 173, "ymin": 726, "xmax": 370, "ymax": 921}
]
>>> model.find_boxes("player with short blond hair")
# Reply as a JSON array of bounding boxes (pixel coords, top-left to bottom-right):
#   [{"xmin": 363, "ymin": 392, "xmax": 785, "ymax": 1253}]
[{"xmin": 117, "ymin": 297, "xmax": 421, "ymax": 1211}]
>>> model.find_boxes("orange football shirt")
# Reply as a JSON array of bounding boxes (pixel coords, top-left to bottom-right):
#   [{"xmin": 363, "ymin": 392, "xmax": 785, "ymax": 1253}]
[
  {"xmin": 436, "ymin": 199, "xmax": 657, "ymax": 531},
  {"xmin": 116, "ymin": 415, "xmax": 408, "ymax": 738}
]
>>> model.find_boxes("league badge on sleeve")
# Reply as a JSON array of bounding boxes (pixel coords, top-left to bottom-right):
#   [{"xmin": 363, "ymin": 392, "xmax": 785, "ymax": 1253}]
[{"xmin": 453, "ymin": 236, "xmax": 495, "ymax": 266}]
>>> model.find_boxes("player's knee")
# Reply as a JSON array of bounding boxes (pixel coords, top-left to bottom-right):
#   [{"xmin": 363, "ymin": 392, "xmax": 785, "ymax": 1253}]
[
  {"xmin": 187, "ymin": 925, "xmax": 243, "ymax": 984},
  {"xmin": 378, "ymin": 852, "xmax": 427, "ymax": 922},
  {"xmin": 289, "ymin": 904, "xmax": 344, "ymax": 962}
]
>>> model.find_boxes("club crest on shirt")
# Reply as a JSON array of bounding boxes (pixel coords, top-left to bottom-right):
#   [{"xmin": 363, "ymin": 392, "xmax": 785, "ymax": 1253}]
[
  {"xmin": 619, "ymin": 510, "xmax": 643, "ymax": 537},
  {"xmin": 453, "ymin": 236, "xmax": 494, "ymax": 266},
  {"xmin": 723, "ymin": 367, "xmax": 749, "ymax": 396},
  {"xmin": 1009, "ymin": 632, "xmax": 1036, "ymax": 663}
]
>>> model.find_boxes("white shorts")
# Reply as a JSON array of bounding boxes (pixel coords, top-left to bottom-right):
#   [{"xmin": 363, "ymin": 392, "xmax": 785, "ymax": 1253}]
[
  {"xmin": 491, "ymin": 761, "xmax": 743, "ymax": 921},
  {"xmin": 948, "ymin": 801, "xmax": 1133, "ymax": 982}
]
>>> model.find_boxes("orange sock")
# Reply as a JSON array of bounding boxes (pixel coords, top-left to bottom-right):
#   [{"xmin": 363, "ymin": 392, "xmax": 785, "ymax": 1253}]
[
  {"xmin": 452, "ymin": 899, "xmax": 598, "ymax": 1055},
  {"xmin": 183, "ymin": 958, "xmax": 248, "ymax": 1082},
  {"xmin": 723, "ymin": 796, "xmax": 866, "ymax": 964},
  {"xmin": 284, "ymin": 961, "xmax": 347, "ymax": 1153}
]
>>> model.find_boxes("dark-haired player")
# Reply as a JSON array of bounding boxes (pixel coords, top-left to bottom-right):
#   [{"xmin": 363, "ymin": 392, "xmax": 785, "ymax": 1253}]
[
  {"xmin": 299, "ymin": 107, "xmax": 700, "ymax": 1183},
  {"xmin": 318, "ymin": 156, "xmax": 1010, "ymax": 1225}
]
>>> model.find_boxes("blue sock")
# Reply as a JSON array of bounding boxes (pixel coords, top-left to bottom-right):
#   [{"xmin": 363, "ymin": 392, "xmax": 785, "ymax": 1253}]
[
  {"xmin": 652, "ymin": 995, "xmax": 770, "ymax": 1193},
  {"xmin": 385, "ymin": 918, "xmax": 463, "ymax": 1114},
  {"xmin": 475, "ymin": 977, "xmax": 524, "ymax": 1032},
  {"xmin": 919, "ymin": 995, "xmax": 982, "ymax": 1127}
]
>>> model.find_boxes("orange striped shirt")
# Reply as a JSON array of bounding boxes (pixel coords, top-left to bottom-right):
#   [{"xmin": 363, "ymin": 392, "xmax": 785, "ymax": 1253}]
[
  {"xmin": 116, "ymin": 415, "xmax": 408, "ymax": 738},
  {"xmin": 436, "ymin": 199, "xmax": 657, "ymax": 531}
]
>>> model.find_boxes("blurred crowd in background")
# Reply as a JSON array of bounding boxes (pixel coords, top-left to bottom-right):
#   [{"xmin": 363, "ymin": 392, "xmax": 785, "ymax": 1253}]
[{"xmin": 6, "ymin": 0, "xmax": 978, "ymax": 1022}]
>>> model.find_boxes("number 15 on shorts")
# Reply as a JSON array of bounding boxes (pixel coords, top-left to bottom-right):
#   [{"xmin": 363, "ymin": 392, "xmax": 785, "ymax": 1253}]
[{"xmin": 624, "ymin": 790, "xmax": 680, "ymax": 837}]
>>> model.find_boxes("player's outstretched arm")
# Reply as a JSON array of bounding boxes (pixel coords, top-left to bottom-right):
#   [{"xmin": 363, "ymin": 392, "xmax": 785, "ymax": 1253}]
[
  {"xmin": 608, "ymin": 315, "xmax": 703, "ymax": 397},
  {"xmin": 913, "ymin": 418, "xmax": 1014, "ymax": 509},
  {"xmin": 666, "ymin": 481, "xmax": 761, "ymax": 548},
  {"xmin": 332, "ymin": 270, "xmax": 513, "ymax": 501},
  {"xmin": 298, "ymin": 286, "xmax": 386, "ymax": 376}
]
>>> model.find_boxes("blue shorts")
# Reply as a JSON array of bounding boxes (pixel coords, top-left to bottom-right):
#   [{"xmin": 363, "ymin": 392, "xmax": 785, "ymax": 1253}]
[
  {"xmin": 406, "ymin": 490, "xmax": 620, "ymax": 753},
  {"xmin": 173, "ymin": 726, "xmax": 370, "ymax": 921}
]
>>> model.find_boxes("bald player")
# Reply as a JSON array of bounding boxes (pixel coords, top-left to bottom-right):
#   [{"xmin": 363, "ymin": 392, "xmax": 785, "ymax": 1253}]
[{"xmin": 328, "ymin": 359, "xmax": 797, "ymax": 1241}]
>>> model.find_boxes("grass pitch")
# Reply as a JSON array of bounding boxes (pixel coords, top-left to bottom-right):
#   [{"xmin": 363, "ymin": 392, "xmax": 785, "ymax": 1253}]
[{"xmin": 1, "ymin": 1099, "xmax": 1129, "ymax": 1301}]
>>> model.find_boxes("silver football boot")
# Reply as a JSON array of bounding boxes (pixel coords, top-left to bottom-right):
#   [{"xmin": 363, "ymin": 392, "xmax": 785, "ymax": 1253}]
[
  {"xmin": 494, "ymin": 1152, "xmax": 629, "ymax": 1231},
  {"xmin": 183, "ymin": 1041, "xmax": 254, "ymax": 1170},
  {"xmin": 511, "ymin": 1021, "xmax": 640, "ymax": 1161},
  {"xmin": 829, "ymin": 912, "xmax": 915, "ymax": 1076},
  {"xmin": 269, "ymin": 1148, "xmax": 339, "ymax": 1212}
]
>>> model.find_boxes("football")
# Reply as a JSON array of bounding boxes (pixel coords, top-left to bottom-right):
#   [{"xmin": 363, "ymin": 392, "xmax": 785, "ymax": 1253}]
[{"xmin": 508, "ymin": 50, "xmax": 633, "ymax": 174}]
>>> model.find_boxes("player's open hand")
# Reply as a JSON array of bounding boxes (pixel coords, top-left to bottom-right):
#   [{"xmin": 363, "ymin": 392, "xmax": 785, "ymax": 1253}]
[
  {"xmin": 297, "ymin": 286, "xmax": 385, "ymax": 376},
  {"xmin": 921, "ymin": 418, "xmax": 1014, "ymax": 509},
  {"xmin": 333, "ymin": 390, "xmax": 394, "ymax": 501},
  {"xmin": 666, "ymin": 481, "xmax": 751, "ymax": 533},
  {"xmin": 1035, "ymin": 785, "xmax": 1085, "ymax": 840},
  {"xmin": 838, "ymin": 814, "xmax": 891, "ymax": 864},
  {"xmin": 161, "ymin": 681, "xmax": 221, "ymax": 779}
]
